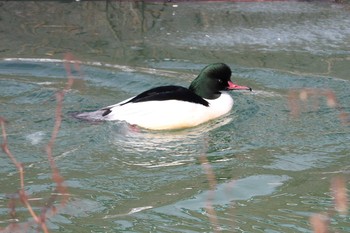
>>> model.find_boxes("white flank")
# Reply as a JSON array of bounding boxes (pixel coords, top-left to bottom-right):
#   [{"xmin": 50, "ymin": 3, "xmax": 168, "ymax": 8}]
[{"xmin": 103, "ymin": 92, "xmax": 234, "ymax": 130}]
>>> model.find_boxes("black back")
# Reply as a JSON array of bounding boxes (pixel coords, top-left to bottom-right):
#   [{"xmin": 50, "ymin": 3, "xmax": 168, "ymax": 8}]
[
  {"xmin": 101, "ymin": 85, "xmax": 209, "ymax": 116},
  {"xmin": 122, "ymin": 85, "xmax": 209, "ymax": 106}
]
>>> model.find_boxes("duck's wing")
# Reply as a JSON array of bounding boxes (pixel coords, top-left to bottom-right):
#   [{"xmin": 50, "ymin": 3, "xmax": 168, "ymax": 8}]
[
  {"xmin": 120, "ymin": 85, "xmax": 209, "ymax": 106},
  {"xmin": 101, "ymin": 85, "xmax": 209, "ymax": 117}
]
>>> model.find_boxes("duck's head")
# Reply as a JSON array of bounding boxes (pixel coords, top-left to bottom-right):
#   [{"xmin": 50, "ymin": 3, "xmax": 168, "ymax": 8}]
[{"xmin": 189, "ymin": 63, "xmax": 252, "ymax": 99}]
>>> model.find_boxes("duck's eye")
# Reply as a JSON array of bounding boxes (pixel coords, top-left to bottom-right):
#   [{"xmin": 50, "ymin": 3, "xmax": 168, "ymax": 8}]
[{"xmin": 217, "ymin": 79, "xmax": 223, "ymax": 83}]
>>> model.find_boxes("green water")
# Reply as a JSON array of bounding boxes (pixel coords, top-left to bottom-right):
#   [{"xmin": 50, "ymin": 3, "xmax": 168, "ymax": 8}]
[{"xmin": 1, "ymin": 1, "xmax": 350, "ymax": 232}]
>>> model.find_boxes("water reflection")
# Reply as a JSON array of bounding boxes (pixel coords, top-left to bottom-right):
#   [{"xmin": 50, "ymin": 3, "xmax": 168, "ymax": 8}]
[
  {"xmin": 105, "ymin": 174, "xmax": 289, "ymax": 218},
  {"xmin": 158, "ymin": 175, "xmax": 289, "ymax": 212},
  {"xmin": 110, "ymin": 117, "xmax": 232, "ymax": 152},
  {"xmin": 109, "ymin": 117, "xmax": 233, "ymax": 168},
  {"xmin": 1, "ymin": 58, "xmax": 349, "ymax": 232},
  {"xmin": 1, "ymin": 1, "xmax": 350, "ymax": 232}
]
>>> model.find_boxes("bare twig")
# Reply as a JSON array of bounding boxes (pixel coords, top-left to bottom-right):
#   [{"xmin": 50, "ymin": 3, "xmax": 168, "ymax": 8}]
[
  {"xmin": 0, "ymin": 118, "xmax": 43, "ymax": 232},
  {"xmin": 0, "ymin": 53, "xmax": 78, "ymax": 233},
  {"xmin": 198, "ymin": 136, "xmax": 220, "ymax": 233},
  {"xmin": 288, "ymin": 88, "xmax": 349, "ymax": 232},
  {"xmin": 199, "ymin": 154, "xmax": 220, "ymax": 232},
  {"xmin": 39, "ymin": 53, "xmax": 77, "ymax": 226},
  {"xmin": 310, "ymin": 213, "xmax": 329, "ymax": 233},
  {"xmin": 331, "ymin": 176, "xmax": 348, "ymax": 215},
  {"xmin": 288, "ymin": 88, "xmax": 349, "ymax": 125}
]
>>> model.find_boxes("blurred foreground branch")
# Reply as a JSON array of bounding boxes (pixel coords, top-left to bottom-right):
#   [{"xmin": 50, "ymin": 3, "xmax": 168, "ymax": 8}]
[
  {"xmin": 0, "ymin": 53, "xmax": 79, "ymax": 233},
  {"xmin": 288, "ymin": 88, "xmax": 349, "ymax": 232},
  {"xmin": 288, "ymin": 88, "xmax": 349, "ymax": 125}
]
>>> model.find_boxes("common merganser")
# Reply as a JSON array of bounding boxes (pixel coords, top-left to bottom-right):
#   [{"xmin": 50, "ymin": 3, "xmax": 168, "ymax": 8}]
[{"xmin": 76, "ymin": 63, "xmax": 252, "ymax": 130}]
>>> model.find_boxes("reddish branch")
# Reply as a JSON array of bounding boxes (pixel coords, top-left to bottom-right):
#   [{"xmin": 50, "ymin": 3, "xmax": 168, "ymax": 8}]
[
  {"xmin": 39, "ymin": 53, "xmax": 77, "ymax": 227},
  {"xmin": 1, "ymin": 118, "xmax": 44, "ymax": 232},
  {"xmin": 198, "ymin": 137, "xmax": 221, "ymax": 233},
  {"xmin": 331, "ymin": 176, "xmax": 348, "ymax": 215},
  {"xmin": 289, "ymin": 88, "xmax": 349, "ymax": 232},
  {"xmin": 0, "ymin": 53, "xmax": 78, "ymax": 233},
  {"xmin": 199, "ymin": 154, "xmax": 220, "ymax": 233},
  {"xmin": 288, "ymin": 88, "xmax": 349, "ymax": 125},
  {"xmin": 310, "ymin": 213, "xmax": 329, "ymax": 233}
]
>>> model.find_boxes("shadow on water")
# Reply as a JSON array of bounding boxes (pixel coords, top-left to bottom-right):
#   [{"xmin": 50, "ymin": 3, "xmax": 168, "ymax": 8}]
[{"xmin": 1, "ymin": 1, "xmax": 350, "ymax": 232}]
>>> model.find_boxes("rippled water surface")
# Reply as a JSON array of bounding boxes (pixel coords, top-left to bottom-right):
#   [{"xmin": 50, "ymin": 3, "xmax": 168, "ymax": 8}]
[{"xmin": 1, "ymin": 1, "xmax": 350, "ymax": 233}]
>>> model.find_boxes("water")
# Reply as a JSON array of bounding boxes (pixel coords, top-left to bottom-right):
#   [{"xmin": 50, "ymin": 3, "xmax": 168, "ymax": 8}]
[{"xmin": 1, "ymin": 1, "xmax": 350, "ymax": 233}]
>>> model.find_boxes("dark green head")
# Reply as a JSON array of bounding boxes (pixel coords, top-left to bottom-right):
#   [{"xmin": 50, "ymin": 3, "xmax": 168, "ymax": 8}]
[{"xmin": 189, "ymin": 63, "xmax": 251, "ymax": 99}]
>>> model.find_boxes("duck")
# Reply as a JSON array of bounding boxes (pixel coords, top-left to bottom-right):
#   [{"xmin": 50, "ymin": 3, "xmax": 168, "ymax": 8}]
[{"xmin": 75, "ymin": 63, "xmax": 252, "ymax": 130}]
